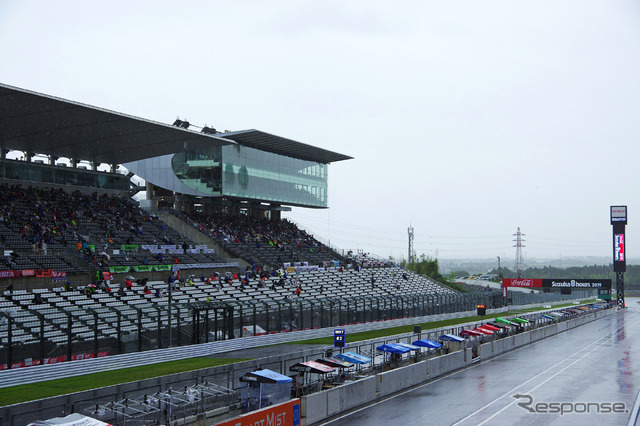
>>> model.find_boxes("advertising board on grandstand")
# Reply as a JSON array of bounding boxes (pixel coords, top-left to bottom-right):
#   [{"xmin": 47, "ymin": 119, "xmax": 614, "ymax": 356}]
[{"xmin": 502, "ymin": 278, "xmax": 612, "ymax": 289}]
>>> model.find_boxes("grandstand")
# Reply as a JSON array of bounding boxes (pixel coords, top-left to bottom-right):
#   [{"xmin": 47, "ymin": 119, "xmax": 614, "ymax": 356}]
[
  {"xmin": 0, "ymin": 83, "xmax": 466, "ymax": 371},
  {"xmin": 0, "ymin": 182, "xmax": 462, "ymax": 367}
]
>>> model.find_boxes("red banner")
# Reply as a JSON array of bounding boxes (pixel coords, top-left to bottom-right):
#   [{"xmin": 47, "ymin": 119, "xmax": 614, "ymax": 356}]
[
  {"xmin": 502, "ymin": 278, "xmax": 543, "ymax": 288},
  {"xmin": 35, "ymin": 269, "xmax": 53, "ymax": 278},
  {"xmin": 0, "ymin": 352, "xmax": 110, "ymax": 370},
  {"xmin": 43, "ymin": 356, "xmax": 68, "ymax": 364},
  {"xmin": 0, "ymin": 270, "xmax": 20, "ymax": 279}
]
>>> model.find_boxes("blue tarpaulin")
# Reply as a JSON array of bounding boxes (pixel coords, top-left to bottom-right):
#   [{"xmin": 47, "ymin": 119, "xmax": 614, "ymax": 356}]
[
  {"xmin": 376, "ymin": 343, "xmax": 411, "ymax": 354},
  {"xmin": 240, "ymin": 369, "xmax": 293, "ymax": 384},
  {"xmin": 412, "ymin": 339, "xmax": 443, "ymax": 349},
  {"xmin": 439, "ymin": 334, "xmax": 465, "ymax": 342},
  {"xmin": 395, "ymin": 342, "xmax": 420, "ymax": 351},
  {"xmin": 334, "ymin": 352, "xmax": 371, "ymax": 364}
]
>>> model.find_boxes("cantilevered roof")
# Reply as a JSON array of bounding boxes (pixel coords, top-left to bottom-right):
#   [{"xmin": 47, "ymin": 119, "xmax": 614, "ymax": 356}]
[
  {"xmin": 219, "ymin": 129, "xmax": 353, "ymax": 164},
  {"xmin": 0, "ymin": 83, "xmax": 234, "ymax": 165},
  {"xmin": 0, "ymin": 83, "xmax": 353, "ymax": 166}
]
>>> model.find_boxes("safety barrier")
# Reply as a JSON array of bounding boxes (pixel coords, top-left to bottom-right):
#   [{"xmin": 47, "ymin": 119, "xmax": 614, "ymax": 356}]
[
  {"xmin": 300, "ymin": 306, "xmax": 616, "ymax": 425},
  {"xmin": 0, "ymin": 303, "xmax": 613, "ymax": 425},
  {"xmin": 0, "ymin": 305, "xmax": 519, "ymax": 389}
]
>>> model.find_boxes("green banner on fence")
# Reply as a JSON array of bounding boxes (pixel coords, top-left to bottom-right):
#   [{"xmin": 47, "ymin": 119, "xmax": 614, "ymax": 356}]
[
  {"xmin": 120, "ymin": 245, "xmax": 139, "ymax": 252},
  {"xmin": 109, "ymin": 266, "xmax": 131, "ymax": 273},
  {"xmin": 154, "ymin": 265, "xmax": 172, "ymax": 271},
  {"xmin": 133, "ymin": 265, "xmax": 153, "ymax": 272}
]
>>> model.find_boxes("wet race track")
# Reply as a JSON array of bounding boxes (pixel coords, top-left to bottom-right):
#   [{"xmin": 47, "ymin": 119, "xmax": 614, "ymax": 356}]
[{"xmin": 322, "ymin": 299, "xmax": 640, "ymax": 426}]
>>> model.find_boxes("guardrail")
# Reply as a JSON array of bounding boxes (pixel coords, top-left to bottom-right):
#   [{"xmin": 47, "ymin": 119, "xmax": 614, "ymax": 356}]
[{"xmin": 0, "ymin": 299, "xmax": 597, "ymax": 389}]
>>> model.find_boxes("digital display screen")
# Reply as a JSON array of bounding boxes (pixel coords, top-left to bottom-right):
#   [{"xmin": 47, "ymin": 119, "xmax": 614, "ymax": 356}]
[{"xmin": 614, "ymin": 233, "xmax": 625, "ymax": 261}]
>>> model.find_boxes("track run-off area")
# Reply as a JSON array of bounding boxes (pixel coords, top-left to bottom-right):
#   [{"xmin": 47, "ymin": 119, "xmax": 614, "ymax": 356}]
[{"xmin": 322, "ymin": 299, "xmax": 640, "ymax": 426}]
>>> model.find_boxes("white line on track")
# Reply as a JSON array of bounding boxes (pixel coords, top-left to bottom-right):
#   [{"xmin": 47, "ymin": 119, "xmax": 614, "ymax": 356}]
[{"xmin": 454, "ymin": 311, "xmax": 639, "ymax": 425}]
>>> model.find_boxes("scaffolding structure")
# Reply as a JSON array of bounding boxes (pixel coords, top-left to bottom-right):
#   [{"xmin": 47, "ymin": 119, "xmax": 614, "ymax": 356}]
[{"xmin": 86, "ymin": 382, "xmax": 238, "ymax": 425}]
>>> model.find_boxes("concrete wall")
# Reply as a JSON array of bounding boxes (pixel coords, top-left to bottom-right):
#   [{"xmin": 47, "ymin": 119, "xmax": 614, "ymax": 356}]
[
  {"xmin": 377, "ymin": 361, "xmax": 428, "ymax": 397},
  {"xmin": 513, "ymin": 333, "xmax": 527, "ymax": 347},
  {"xmin": 427, "ymin": 350, "xmax": 466, "ymax": 380},
  {"xmin": 301, "ymin": 376, "xmax": 377, "ymax": 425}
]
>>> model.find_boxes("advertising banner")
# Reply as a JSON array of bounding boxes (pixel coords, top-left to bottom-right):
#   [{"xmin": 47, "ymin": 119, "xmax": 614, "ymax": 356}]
[
  {"xmin": 52, "ymin": 271, "xmax": 67, "ymax": 280},
  {"xmin": 35, "ymin": 269, "xmax": 53, "ymax": 278},
  {"xmin": 0, "ymin": 270, "xmax": 20, "ymax": 279},
  {"xmin": 503, "ymin": 278, "xmax": 611, "ymax": 289},
  {"xmin": 501, "ymin": 278, "xmax": 542, "ymax": 288},
  {"xmin": 541, "ymin": 279, "xmax": 611, "ymax": 289},
  {"xmin": 133, "ymin": 265, "xmax": 153, "ymax": 272},
  {"xmin": 215, "ymin": 399, "xmax": 300, "ymax": 426}
]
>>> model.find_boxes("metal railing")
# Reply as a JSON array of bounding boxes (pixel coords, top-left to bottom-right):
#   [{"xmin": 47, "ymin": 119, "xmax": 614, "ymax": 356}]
[{"xmin": 0, "ymin": 295, "xmax": 597, "ymax": 389}]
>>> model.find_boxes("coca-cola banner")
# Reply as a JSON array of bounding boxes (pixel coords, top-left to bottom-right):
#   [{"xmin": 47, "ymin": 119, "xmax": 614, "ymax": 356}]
[
  {"xmin": 503, "ymin": 278, "xmax": 611, "ymax": 289},
  {"xmin": 502, "ymin": 278, "xmax": 542, "ymax": 288}
]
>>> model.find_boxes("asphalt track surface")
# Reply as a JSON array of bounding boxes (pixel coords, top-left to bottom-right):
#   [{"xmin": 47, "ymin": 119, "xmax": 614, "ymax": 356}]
[{"xmin": 321, "ymin": 299, "xmax": 640, "ymax": 426}]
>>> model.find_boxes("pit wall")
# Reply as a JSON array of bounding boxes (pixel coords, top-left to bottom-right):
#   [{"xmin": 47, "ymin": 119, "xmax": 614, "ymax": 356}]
[{"xmin": 301, "ymin": 307, "xmax": 615, "ymax": 425}]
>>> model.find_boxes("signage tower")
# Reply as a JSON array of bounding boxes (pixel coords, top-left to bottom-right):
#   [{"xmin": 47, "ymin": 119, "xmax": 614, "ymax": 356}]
[{"xmin": 610, "ymin": 206, "xmax": 627, "ymax": 308}]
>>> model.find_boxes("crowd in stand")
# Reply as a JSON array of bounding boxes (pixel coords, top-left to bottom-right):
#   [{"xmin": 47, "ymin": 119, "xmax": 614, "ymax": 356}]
[
  {"xmin": 183, "ymin": 212, "xmax": 322, "ymax": 252},
  {"xmin": 180, "ymin": 211, "xmax": 343, "ymax": 267},
  {"xmin": 0, "ymin": 184, "xmax": 157, "ymax": 252}
]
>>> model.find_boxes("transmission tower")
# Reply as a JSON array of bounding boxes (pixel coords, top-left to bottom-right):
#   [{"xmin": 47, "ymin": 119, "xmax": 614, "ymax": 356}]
[
  {"xmin": 513, "ymin": 227, "xmax": 525, "ymax": 278},
  {"xmin": 408, "ymin": 225, "xmax": 414, "ymax": 262}
]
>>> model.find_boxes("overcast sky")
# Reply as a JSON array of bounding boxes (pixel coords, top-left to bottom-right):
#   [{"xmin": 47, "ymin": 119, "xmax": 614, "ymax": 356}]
[{"xmin": 1, "ymin": 1, "xmax": 639, "ymax": 264}]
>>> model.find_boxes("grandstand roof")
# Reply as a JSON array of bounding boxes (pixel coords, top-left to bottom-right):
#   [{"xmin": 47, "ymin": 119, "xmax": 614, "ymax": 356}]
[
  {"xmin": 221, "ymin": 130, "xmax": 353, "ymax": 164},
  {"xmin": 0, "ymin": 83, "xmax": 352, "ymax": 165},
  {"xmin": 0, "ymin": 82, "xmax": 234, "ymax": 165}
]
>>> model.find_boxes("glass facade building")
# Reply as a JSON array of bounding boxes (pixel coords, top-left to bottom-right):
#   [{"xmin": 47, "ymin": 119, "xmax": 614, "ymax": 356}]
[
  {"xmin": 160, "ymin": 145, "xmax": 328, "ymax": 208},
  {"xmin": 125, "ymin": 144, "xmax": 328, "ymax": 208}
]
